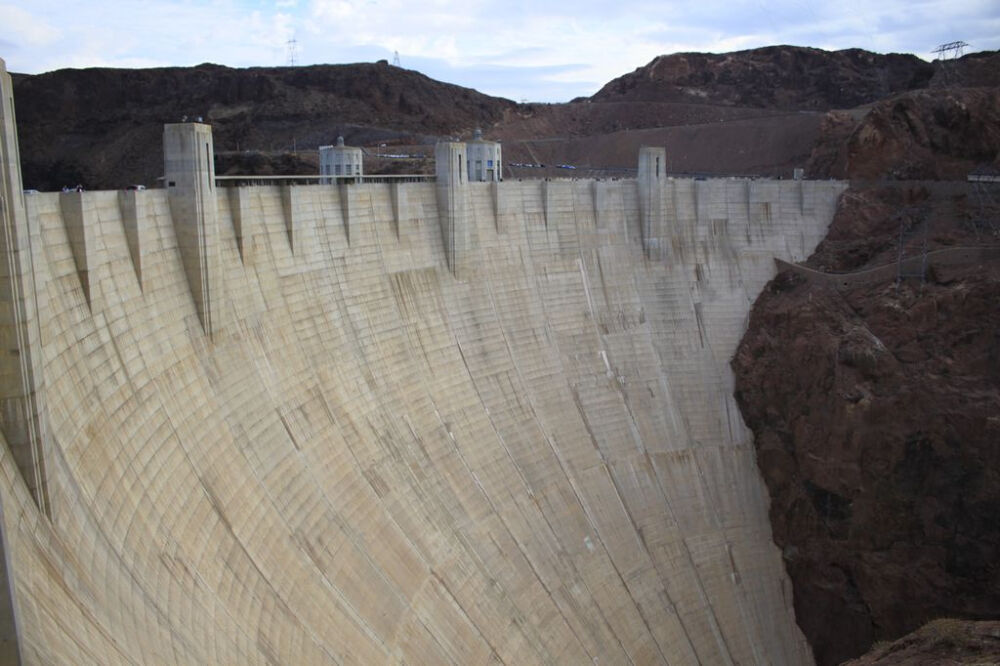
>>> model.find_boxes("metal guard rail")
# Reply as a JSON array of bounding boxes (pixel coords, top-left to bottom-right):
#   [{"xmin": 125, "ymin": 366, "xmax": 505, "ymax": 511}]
[{"xmin": 214, "ymin": 174, "xmax": 436, "ymax": 187}]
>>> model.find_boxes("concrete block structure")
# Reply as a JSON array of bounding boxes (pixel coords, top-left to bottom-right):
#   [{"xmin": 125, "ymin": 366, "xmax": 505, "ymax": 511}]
[
  {"xmin": 465, "ymin": 128, "xmax": 501, "ymax": 182},
  {"xmin": 0, "ymin": 72, "xmax": 849, "ymax": 665},
  {"xmin": 319, "ymin": 136, "xmax": 362, "ymax": 182}
]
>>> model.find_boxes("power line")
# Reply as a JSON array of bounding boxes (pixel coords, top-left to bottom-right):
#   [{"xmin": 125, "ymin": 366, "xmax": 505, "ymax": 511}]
[
  {"xmin": 931, "ymin": 40, "xmax": 969, "ymax": 59},
  {"xmin": 931, "ymin": 40, "xmax": 969, "ymax": 87}
]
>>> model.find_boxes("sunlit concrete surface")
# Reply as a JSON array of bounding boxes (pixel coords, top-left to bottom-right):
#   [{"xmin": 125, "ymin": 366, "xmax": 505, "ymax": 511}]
[{"xmin": 0, "ymin": 57, "xmax": 847, "ymax": 665}]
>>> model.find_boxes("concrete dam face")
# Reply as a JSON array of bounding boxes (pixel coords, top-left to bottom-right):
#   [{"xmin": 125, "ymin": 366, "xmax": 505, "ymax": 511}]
[{"xmin": 0, "ymin": 61, "xmax": 846, "ymax": 664}]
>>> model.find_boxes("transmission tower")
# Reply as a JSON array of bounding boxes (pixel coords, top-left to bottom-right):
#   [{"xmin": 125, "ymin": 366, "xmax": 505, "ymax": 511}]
[
  {"xmin": 931, "ymin": 40, "xmax": 969, "ymax": 59},
  {"xmin": 392, "ymin": 50, "xmax": 401, "ymax": 67},
  {"xmin": 287, "ymin": 37, "xmax": 299, "ymax": 66},
  {"xmin": 931, "ymin": 40, "xmax": 968, "ymax": 86}
]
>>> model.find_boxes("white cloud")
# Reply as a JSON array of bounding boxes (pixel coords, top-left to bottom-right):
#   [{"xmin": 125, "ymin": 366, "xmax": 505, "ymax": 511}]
[{"xmin": 0, "ymin": 3, "xmax": 61, "ymax": 49}]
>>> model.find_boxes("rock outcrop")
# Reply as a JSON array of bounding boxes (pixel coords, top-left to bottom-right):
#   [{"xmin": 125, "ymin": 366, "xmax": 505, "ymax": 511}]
[
  {"xmin": 733, "ymin": 182, "xmax": 1000, "ymax": 665},
  {"xmin": 591, "ymin": 46, "xmax": 935, "ymax": 110},
  {"xmin": 844, "ymin": 619, "xmax": 1000, "ymax": 665},
  {"xmin": 807, "ymin": 88, "xmax": 1000, "ymax": 180}
]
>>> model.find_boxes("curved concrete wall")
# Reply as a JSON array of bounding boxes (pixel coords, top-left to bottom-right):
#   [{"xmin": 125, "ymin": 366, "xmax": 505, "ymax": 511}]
[{"xmin": 0, "ymin": 171, "xmax": 846, "ymax": 664}]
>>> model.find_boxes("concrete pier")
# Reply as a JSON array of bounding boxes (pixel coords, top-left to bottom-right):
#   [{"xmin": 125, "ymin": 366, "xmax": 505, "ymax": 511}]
[{"xmin": 164, "ymin": 122, "xmax": 223, "ymax": 338}]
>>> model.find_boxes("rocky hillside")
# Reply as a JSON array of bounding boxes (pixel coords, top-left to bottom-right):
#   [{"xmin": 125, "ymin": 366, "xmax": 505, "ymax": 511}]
[
  {"xmin": 13, "ymin": 46, "xmax": 999, "ymax": 191},
  {"xmin": 590, "ymin": 46, "xmax": 936, "ymax": 110},
  {"xmin": 807, "ymin": 87, "xmax": 1000, "ymax": 180},
  {"xmin": 723, "ymin": 47, "xmax": 1000, "ymax": 666},
  {"xmin": 12, "ymin": 61, "xmax": 514, "ymax": 190},
  {"xmin": 733, "ymin": 181, "xmax": 1000, "ymax": 665}
]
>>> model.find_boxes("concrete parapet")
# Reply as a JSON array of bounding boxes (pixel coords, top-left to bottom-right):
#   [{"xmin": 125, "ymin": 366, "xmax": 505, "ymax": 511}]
[
  {"xmin": 164, "ymin": 122, "xmax": 223, "ymax": 338},
  {"xmin": 0, "ymin": 58, "xmax": 49, "ymax": 523}
]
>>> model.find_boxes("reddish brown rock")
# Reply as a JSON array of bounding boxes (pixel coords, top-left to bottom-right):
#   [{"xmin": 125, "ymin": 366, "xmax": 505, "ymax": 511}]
[
  {"xmin": 844, "ymin": 619, "xmax": 1000, "ymax": 665},
  {"xmin": 592, "ymin": 46, "xmax": 935, "ymax": 110},
  {"xmin": 733, "ymin": 183, "xmax": 1000, "ymax": 665},
  {"xmin": 808, "ymin": 88, "xmax": 1000, "ymax": 180}
]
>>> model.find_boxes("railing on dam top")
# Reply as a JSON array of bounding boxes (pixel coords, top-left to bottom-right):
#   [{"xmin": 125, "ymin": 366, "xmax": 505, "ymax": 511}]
[{"xmin": 213, "ymin": 174, "xmax": 436, "ymax": 187}]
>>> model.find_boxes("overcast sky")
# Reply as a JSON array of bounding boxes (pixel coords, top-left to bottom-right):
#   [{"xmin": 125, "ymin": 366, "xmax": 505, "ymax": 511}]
[{"xmin": 1, "ymin": 0, "xmax": 998, "ymax": 102}]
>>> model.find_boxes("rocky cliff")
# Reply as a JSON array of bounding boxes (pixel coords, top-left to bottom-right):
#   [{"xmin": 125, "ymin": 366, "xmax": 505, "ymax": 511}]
[
  {"xmin": 733, "ymin": 182, "xmax": 1000, "ymax": 665},
  {"xmin": 807, "ymin": 87, "xmax": 1000, "ymax": 180}
]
